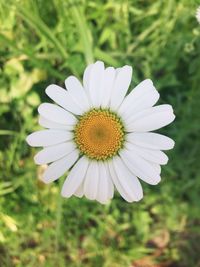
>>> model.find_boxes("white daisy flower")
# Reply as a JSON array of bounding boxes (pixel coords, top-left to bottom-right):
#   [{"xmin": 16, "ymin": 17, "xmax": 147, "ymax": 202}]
[
  {"xmin": 26, "ymin": 61, "xmax": 175, "ymax": 204},
  {"xmin": 196, "ymin": 6, "xmax": 200, "ymax": 24}
]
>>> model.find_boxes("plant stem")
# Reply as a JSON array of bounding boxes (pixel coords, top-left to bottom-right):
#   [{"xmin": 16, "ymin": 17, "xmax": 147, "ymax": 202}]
[{"xmin": 55, "ymin": 177, "xmax": 64, "ymax": 255}]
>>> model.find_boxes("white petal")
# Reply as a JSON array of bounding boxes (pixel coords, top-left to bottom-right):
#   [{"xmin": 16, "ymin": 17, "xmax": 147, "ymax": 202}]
[
  {"xmin": 125, "ymin": 142, "xmax": 168, "ymax": 165},
  {"xmin": 83, "ymin": 63, "xmax": 93, "ymax": 92},
  {"xmin": 96, "ymin": 162, "xmax": 113, "ymax": 204},
  {"xmin": 119, "ymin": 84, "xmax": 159, "ymax": 119},
  {"xmin": 65, "ymin": 76, "xmax": 90, "ymax": 111},
  {"xmin": 126, "ymin": 104, "xmax": 172, "ymax": 124},
  {"xmin": 83, "ymin": 161, "xmax": 99, "ymax": 200},
  {"xmin": 126, "ymin": 104, "xmax": 175, "ymax": 132},
  {"xmin": 150, "ymin": 163, "xmax": 161, "ymax": 175},
  {"xmin": 108, "ymin": 160, "xmax": 132, "ymax": 202},
  {"xmin": 38, "ymin": 103, "xmax": 77, "ymax": 126},
  {"xmin": 26, "ymin": 130, "xmax": 73, "ymax": 147},
  {"xmin": 119, "ymin": 79, "xmax": 154, "ymax": 115},
  {"xmin": 88, "ymin": 61, "xmax": 105, "ymax": 107},
  {"xmin": 113, "ymin": 156, "xmax": 143, "ymax": 202},
  {"xmin": 42, "ymin": 149, "xmax": 79, "ymax": 184},
  {"xmin": 61, "ymin": 156, "xmax": 89, "ymax": 198},
  {"xmin": 104, "ymin": 163, "xmax": 114, "ymax": 199},
  {"xmin": 110, "ymin": 65, "xmax": 132, "ymax": 110},
  {"xmin": 45, "ymin": 84, "xmax": 82, "ymax": 115},
  {"xmin": 126, "ymin": 132, "xmax": 175, "ymax": 150},
  {"xmin": 38, "ymin": 116, "xmax": 73, "ymax": 130},
  {"xmin": 101, "ymin": 67, "xmax": 116, "ymax": 108},
  {"xmin": 116, "ymin": 67, "xmax": 122, "ymax": 74},
  {"xmin": 128, "ymin": 79, "xmax": 154, "ymax": 97},
  {"xmin": 120, "ymin": 149, "xmax": 161, "ymax": 185},
  {"xmin": 34, "ymin": 142, "xmax": 76, "ymax": 165},
  {"xmin": 74, "ymin": 182, "xmax": 84, "ymax": 198}
]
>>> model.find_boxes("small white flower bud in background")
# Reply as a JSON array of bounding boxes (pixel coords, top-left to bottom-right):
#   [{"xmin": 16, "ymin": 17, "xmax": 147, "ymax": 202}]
[{"xmin": 196, "ymin": 6, "xmax": 200, "ymax": 24}]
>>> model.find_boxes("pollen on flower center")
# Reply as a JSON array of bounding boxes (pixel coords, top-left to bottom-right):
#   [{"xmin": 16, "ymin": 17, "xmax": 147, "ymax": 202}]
[{"xmin": 74, "ymin": 109, "xmax": 125, "ymax": 160}]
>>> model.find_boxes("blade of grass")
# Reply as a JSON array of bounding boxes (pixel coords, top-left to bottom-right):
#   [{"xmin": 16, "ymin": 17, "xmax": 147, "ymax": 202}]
[
  {"xmin": 69, "ymin": 3, "xmax": 94, "ymax": 64},
  {"xmin": 94, "ymin": 48, "xmax": 119, "ymax": 67},
  {"xmin": 0, "ymin": 130, "xmax": 18, "ymax": 136},
  {"xmin": 128, "ymin": 20, "xmax": 161, "ymax": 53},
  {"xmin": 16, "ymin": 6, "xmax": 68, "ymax": 60}
]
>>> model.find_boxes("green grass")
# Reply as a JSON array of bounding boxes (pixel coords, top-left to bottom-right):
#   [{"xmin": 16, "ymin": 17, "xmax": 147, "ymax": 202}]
[{"xmin": 0, "ymin": 0, "xmax": 200, "ymax": 266}]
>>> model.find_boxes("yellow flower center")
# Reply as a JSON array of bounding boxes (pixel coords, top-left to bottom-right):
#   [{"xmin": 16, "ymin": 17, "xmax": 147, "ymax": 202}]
[{"xmin": 74, "ymin": 109, "xmax": 125, "ymax": 160}]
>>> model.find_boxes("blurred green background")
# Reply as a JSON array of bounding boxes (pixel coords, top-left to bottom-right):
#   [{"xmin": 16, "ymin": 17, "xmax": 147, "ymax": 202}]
[{"xmin": 0, "ymin": 0, "xmax": 200, "ymax": 266}]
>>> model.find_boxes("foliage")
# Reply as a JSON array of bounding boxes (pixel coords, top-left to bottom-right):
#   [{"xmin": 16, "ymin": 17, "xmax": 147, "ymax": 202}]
[{"xmin": 0, "ymin": 0, "xmax": 200, "ymax": 266}]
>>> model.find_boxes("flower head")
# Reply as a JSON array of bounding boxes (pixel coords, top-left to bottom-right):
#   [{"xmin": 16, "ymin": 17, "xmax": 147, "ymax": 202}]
[{"xmin": 26, "ymin": 61, "xmax": 175, "ymax": 204}]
